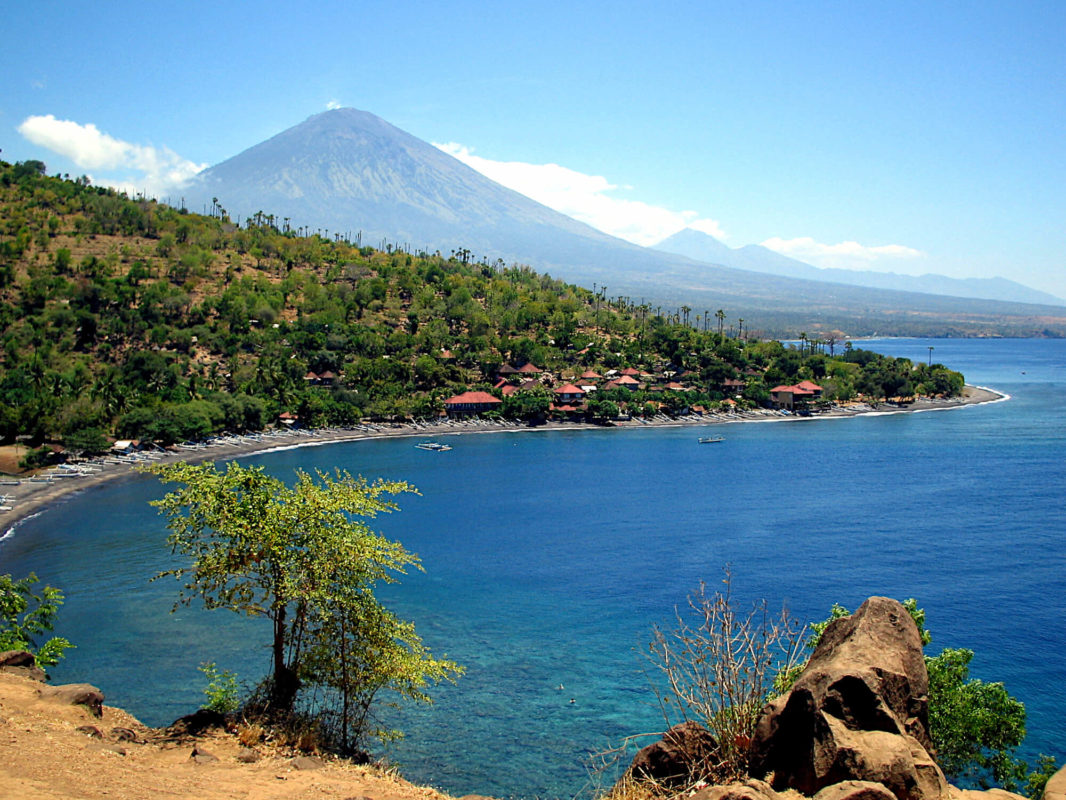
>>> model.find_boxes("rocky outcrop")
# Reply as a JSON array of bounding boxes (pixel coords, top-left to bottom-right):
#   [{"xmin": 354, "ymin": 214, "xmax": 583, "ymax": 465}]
[
  {"xmin": 0, "ymin": 649, "xmax": 46, "ymax": 681},
  {"xmin": 1045, "ymin": 766, "xmax": 1066, "ymax": 800},
  {"xmin": 750, "ymin": 597, "xmax": 945, "ymax": 800},
  {"xmin": 630, "ymin": 721, "xmax": 719, "ymax": 787},
  {"xmin": 38, "ymin": 682, "xmax": 105, "ymax": 717}
]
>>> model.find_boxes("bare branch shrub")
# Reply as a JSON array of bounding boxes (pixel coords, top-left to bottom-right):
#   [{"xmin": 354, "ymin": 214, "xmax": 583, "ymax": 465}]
[{"xmin": 645, "ymin": 570, "xmax": 807, "ymax": 784}]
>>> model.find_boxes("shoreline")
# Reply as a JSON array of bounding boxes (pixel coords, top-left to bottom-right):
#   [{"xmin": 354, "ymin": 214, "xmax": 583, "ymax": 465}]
[{"xmin": 0, "ymin": 384, "xmax": 1005, "ymax": 537}]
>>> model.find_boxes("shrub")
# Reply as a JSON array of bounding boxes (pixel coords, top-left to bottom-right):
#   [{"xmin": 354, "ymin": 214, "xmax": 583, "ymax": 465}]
[
  {"xmin": 0, "ymin": 573, "xmax": 74, "ymax": 667},
  {"xmin": 645, "ymin": 571, "xmax": 806, "ymax": 784}
]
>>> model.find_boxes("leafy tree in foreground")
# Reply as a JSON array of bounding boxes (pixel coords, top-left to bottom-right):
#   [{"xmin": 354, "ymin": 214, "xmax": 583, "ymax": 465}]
[
  {"xmin": 0, "ymin": 572, "xmax": 74, "ymax": 667},
  {"xmin": 147, "ymin": 461, "xmax": 462, "ymax": 752}
]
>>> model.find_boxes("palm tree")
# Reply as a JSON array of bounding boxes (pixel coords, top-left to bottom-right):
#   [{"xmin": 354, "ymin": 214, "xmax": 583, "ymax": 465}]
[{"xmin": 716, "ymin": 309, "xmax": 726, "ymax": 337}]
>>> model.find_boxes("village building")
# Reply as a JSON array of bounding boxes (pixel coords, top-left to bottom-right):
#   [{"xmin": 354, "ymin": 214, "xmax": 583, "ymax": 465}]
[
  {"xmin": 443, "ymin": 390, "xmax": 503, "ymax": 416},
  {"xmin": 553, "ymin": 384, "xmax": 586, "ymax": 403},
  {"xmin": 769, "ymin": 381, "xmax": 823, "ymax": 410}
]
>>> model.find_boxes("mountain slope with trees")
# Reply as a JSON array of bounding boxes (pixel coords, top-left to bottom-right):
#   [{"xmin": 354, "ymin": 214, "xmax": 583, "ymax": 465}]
[
  {"xmin": 178, "ymin": 108, "xmax": 1066, "ymax": 336},
  {"xmin": 0, "ymin": 161, "xmax": 964, "ymax": 459}
]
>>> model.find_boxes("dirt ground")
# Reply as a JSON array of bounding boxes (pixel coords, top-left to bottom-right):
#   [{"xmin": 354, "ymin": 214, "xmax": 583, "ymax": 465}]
[{"xmin": 0, "ymin": 671, "xmax": 465, "ymax": 800}]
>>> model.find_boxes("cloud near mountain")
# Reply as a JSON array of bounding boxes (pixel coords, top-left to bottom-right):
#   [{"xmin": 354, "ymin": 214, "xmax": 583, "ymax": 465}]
[
  {"xmin": 16, "ymin": 114, "xmax": 206, "ymax": 197},
  {"xmin": 433, "ymin": 142, "xmax": 727, "ymax": 245},
  {"xmin": 761, "ymin": 235, "xmax": 925, "ymax": 271}
]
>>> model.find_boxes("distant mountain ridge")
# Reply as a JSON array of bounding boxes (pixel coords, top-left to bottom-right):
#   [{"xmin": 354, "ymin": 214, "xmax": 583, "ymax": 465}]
[
  {"xmin": 179, "ymin": 108, "xmax": 1066, "ymax": 337},
  {"xmin": 653, "ymin": 228, "xmax": 1065, "ymax": 307}
]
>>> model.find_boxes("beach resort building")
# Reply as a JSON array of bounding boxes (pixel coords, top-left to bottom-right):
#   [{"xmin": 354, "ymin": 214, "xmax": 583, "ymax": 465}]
[{"xmin": 443, "ymin": 390, "xmax": 503, "ymax": 416}]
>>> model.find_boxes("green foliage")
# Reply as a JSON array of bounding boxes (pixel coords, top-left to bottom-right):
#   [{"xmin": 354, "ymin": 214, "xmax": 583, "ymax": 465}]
[
  {"xmin": 147, "ymin": 461, "xmax": 462, "ymax": 752},
  {"xmin": 926, "ymin": 647, "xmax": 1027, "ymax": 788},
  {"xmin": 18, "ymin": 445, "xmax": 53, "ymax": 470},
  {"xmin": 0, "ymin": 573, "xmax": 74, "ymax": 666},
  {"xmin": 0, "ymin": 162, "xmax": 968, "ymax": 446},
  {"xmin": 198, "ymin": 661, "xmax": 240, "ymax": 714}
]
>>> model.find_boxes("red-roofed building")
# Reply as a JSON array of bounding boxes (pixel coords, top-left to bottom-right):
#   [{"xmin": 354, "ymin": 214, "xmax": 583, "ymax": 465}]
[
  {"xmin": 443, "ymin": 391, "xmax": 503, "ymax": 416},
  {"xmin": 516, "ymin": 363, "xmax": 543, "ymax": 375},
  {"xmin": 580, "ymin": 369, "xmax": 602, "ymax": 380},
  {"xmin": 614, "ymin": 375, "xmax": 641, "ymax": 390},
  {"xmin": 621, "ymin": 367, "xmax": 641, "ymax": 376},
  {"xmin": 795, "ymin": 380, "xmax": 824, "ymax": 397},
  {"xmin": 553, "ymin": 384, "xmax": 586, "ymax": 403},
  {"xmin": 770, "ymin": 383, "xmax": 817, "ymax": 409},
  {"xmin": 500, "ymin": 384, "xmax": 519, "ymax": 397}
]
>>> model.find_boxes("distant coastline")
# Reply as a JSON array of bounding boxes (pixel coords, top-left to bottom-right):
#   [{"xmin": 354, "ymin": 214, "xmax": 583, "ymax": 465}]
[{"xmin": 0, "ymin": 384, "xmax": 1004, "ymax": 537}]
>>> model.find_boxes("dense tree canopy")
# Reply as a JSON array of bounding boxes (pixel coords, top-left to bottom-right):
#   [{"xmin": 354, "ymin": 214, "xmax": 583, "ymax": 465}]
[{"xmin": 0, "ymin": 161, "xmax": 965, "ymax": 455}]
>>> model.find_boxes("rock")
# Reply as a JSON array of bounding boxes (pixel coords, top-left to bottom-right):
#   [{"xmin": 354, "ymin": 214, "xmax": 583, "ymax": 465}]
[
  {"xmin": 109, "ymin": 727, "xmax": 140, "ymax": 743},
  {"xmin": 691, "ymin": 778, "xmax": 779, "ymax": 800},
  {"xmin": 38, "ymin": 683, "xmax": 105, "ymax": 717},
  {"xmin": 949, "ymin": 790, "xmax": 1027, "ymax": 800},
  {"xmin": 0, "ymin": 650, "xmax": 35, "ymax": 668},
  {"xmin": 291, "ymin": 755, "xmax": 325, "ymax": 770},
  {"xmin": 815, "ymin": 780, "xmax": 900, "ymax": 800},
  {"xmin": 190, "ymin": 745, "xmax": 219, "ymax": 764},
  {"xmin": 76, "ymin": 725, "xmax": 104, "ymax": 738},
  {"xmin": 750, "ymin": 597, "xmax": 948, "ymax": 800},
  {"xmin": 237, "ymin": 747, "xmax": 261, "ymax": 763},
  {"xmin": 0, "ymin": 651, "xmax": 47, "ymax": 682},
  {"xmin": 1045, "ymin": 767, "xmax": 1066, "ymax": 800},
  {"xmin": 629, "ymin": 720, "xmax": 719, "ymax": 787},
  {"xmin": 166, "ymin": 708, "xmax": 227, "ymax": 737}
]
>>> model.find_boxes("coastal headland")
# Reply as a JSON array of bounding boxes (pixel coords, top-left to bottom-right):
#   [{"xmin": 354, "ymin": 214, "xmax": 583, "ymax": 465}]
[{"xmin": 0, "ymin": 385, "xmax": 1003, "ymax": 535}]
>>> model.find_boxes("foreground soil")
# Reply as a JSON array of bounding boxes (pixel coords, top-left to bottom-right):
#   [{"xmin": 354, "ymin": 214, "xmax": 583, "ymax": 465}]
[{"xmin": 0, "ymin": 671, "xmax": 460, "ymax": 800}]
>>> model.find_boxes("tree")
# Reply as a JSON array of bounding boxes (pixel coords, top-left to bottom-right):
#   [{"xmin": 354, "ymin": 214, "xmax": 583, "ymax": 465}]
[
  {"xmin": 146, "ymin": 461, "xmax": 462, "ymax": 752},
  {"xmin": 0, "ymin": 573, "xmax": 74, "ymax": 667}
]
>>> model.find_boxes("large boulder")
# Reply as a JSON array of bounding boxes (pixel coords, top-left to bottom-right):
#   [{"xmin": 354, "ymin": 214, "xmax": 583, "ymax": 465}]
[
  {"xmin": 629, "ymin": 721, "xmax": 719, "ymax": 787},
  {"xmin": 750, "ymin": 597, "xmax": 948, "ymax": 800}
]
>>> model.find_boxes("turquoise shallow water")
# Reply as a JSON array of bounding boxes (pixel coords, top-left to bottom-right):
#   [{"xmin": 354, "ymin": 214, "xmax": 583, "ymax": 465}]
[{"xmin": 1, "ymin": 338, "xmax": 1064, "ymax": 798}]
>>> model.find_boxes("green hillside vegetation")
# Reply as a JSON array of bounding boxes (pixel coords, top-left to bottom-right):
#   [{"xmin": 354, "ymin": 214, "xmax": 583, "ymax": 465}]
[{"xmin": 0, "ymin": 161, "xmax": 964, "ymax": 458}]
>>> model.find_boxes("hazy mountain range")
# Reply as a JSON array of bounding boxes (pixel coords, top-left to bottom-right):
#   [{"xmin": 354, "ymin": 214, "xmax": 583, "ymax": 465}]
[
  {"xmin": 180, "ymin": 108, "xmax": 1066, "ymax": 337},
  {"xmin": 653, "ymin": 228, "xmax": 1064, "ymax": 307}
]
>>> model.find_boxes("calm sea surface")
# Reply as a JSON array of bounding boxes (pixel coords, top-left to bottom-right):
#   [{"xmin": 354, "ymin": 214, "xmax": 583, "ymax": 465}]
[{"xmin": 1, "ymin": 338, "xmax": 1064, "ymax": 798}]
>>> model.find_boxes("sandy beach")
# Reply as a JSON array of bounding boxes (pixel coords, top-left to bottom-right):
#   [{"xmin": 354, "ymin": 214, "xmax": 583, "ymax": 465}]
[{"xmin": 0, "ymin": 384, "xmax": 1004, "ymax": 535}]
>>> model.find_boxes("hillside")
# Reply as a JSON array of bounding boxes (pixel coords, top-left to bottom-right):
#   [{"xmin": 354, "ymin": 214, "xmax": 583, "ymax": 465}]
[
  {"xmin": 0, "ymin": 161, "xmax": 967, "ymax": 459},
  {"xmin": 0, "ymin": 670, "xmax": 452, "ymax": 800},
  {"xmin": 178, "ymin": 108, "xmax": 1066, "ymax": 336}
]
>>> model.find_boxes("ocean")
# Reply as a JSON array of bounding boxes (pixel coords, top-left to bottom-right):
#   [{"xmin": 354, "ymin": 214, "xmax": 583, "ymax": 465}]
[{"xmin": 1, "ymin": 338, "xmax": 1063, "ymax": 798}]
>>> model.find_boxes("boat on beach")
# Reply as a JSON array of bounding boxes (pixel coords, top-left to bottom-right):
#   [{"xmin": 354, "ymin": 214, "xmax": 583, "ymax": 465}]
[
  {"xmin": 698, "ymin": 436, "xmax": 724, "ymax": 444},
  {"xmin": 415, "ymin": 441, "xmax": 452, "ymax": 451}
]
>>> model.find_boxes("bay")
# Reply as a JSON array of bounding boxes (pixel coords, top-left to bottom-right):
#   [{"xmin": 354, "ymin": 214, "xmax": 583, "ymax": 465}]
[{"xmin": 1, "ymin": 338, "xmax": 1063, "ymax": 798}]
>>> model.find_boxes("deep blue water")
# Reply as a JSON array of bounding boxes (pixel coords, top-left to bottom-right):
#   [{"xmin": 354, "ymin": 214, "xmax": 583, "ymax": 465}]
[{"xmin": 1, "ymin": 338, "xmax": 1063, "ymax": 798}]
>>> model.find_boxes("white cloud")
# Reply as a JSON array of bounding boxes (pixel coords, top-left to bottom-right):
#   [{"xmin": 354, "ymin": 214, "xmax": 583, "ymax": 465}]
[
  {"xmin": 761, "ymin": 236, "xmax": 925, "ymax": 270},
  {"xmin": 17, "ymin": 114, "xmax": 206, "ymax": 197},
  {"xmin": 326, "ymin": 99, "xmax": 342, "ymax": 110},
  {"xmin": 435, "ymin": 142, "xmax": 725, "ymax": 246}
]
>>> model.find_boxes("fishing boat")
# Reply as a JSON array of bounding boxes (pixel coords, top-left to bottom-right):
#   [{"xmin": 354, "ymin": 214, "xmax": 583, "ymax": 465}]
[
  {"xmin": 415, "ymin": 441, "xmax": 452, "ymax": 452},
  {"xmin": 698, "ymin": 436, "xmax": 724, "ymax": 444}
]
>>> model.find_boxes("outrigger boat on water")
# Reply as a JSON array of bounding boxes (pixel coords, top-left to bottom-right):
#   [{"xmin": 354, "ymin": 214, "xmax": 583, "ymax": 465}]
[
  {"xmin": 698, "ymin": 436, "xmax": 724, "ymax": 444},
  {"xmin": 415, "ymin": 441, "xmax": 452, "ymax": 452}
]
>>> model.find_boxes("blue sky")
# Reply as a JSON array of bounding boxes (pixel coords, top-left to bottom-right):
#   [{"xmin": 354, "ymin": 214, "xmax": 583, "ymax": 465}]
[{"xmin": 4, "ymin": 1, "xmax": 1065, "ymax": 297}]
